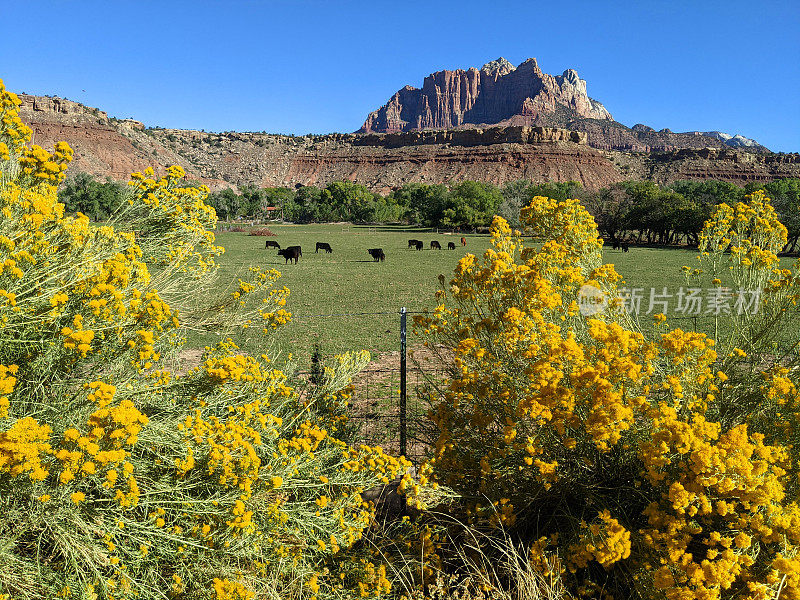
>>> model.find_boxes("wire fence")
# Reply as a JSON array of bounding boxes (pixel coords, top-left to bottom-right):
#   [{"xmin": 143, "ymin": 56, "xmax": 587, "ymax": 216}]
[
  {"xmin": 340, "ymin": 364, "xmax": 446, "ymax": 466},
  {"xmin": 292, "ymin": 365, "xmax": 446, "ymax": 466},
  {"xmin": 291, "ymin": 308, "xmax": 446, "ymax": 466},
  {"xmin": 284, "ymin": 305, "xmax": 800, "ymax": 467}
]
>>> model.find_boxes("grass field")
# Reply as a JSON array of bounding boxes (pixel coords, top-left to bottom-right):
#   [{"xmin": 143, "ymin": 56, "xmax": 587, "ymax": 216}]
[{"xmin": 187, "ymin": 223, "xmax": 800, "ymax": 368}]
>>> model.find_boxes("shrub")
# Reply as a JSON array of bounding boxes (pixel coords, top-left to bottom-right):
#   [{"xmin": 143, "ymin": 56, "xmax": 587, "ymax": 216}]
[
  {"xmin": 248, "ymin": 227, "xmax": 276, "ymax": 237},
  {"xmin": 0, "ymin": 78, "xmax": 436, "ymax": 599},
  {"xmin": 415, "ymin": 194, "xmax": 800, "ymax": 600}
]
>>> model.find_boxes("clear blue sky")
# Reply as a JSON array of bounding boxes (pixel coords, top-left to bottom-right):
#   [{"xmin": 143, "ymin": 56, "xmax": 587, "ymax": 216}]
[{"xmin": 1, "ymin": 0, "xmax": 798, "ymax": 151}]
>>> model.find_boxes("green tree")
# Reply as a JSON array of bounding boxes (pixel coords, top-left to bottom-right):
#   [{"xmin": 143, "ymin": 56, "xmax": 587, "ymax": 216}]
[
  {"xmin": 441, "ymin": 181, "xmax": 502, "ymax": 231},
  {"xmin": 206, "ymin": 188, "xmax": 240, "ymax": 221},
  {"xmin": 670, "ymin": 180, "xmax": 745, "ymax": 244},
  {"xmin": 287, "ymin": 185, "xmax": 325, "ymax": 223},
  {"xmin": 324, "ymin": 181, "xmax": 376, "ymax": 222},
  {"xmin": 390, "ymin": 183, "xmax": 448, "ymax": 226},
  {"xmin": 752, "ymin": 179, "xmax": 800, "ymax": 251},
  {"xmin": 58, "ymin": 172, "xmax": 126, "ymax": 221},
  {"xmin": 585, "ymin": 184, "xmax": 634, "ymax": 244},
  {"xmin": 262, "ymin": 186, "xmax": 295, "ymax": 220},
  {"xmin": 238, "ymin": 184, "xmax": 267, "ymax": 219},
  {"xmin": 500, "ymin": 180, "xmax": 584, "ymax": 227}
]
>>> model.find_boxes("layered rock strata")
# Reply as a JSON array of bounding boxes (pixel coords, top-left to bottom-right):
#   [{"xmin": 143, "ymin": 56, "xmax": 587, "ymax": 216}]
[{"xmin": 17, "ymin": 93, "xmax": 799, "ymax": 194}]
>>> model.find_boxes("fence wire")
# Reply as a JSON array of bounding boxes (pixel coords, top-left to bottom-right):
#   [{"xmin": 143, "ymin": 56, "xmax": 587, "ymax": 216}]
[
  {"xmin": 293, "ymin": 362, "xmax": 447, "ymax": 466},
  {"xmin": 286, "ymin": 307, "xmax": 800, "ymax": 466}
]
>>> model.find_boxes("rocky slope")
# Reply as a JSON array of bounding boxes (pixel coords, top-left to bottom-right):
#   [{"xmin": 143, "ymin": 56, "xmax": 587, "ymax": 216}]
[
  {"xmin": 18, "ymin": 95, "xmax": 200, "ymax": 182},
  {"xmin": 143, "ymin": 126, "xmax": 620, "ymax": 194},
  {"xmin": 360, "ymin": 58, "xmax": 770, "ymax": 154},
  {"xmin": 609, "ymin": 147, "xmax": 800, "ymax": 185},
  {"xmin": 17, "ymin": 93, "xmax": 800, "ymax": 194},
  {"xmin": 697, "ymin": 131, "xmax": 763, "ymax": 149}
]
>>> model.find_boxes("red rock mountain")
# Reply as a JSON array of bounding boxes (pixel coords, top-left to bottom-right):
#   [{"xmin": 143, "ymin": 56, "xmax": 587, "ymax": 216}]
[
  {"xmin": 360, "ymin": 57, "xmax": 613, "ymax": 133},
  {"xmin": 359, "ymin": 58, "xmax": 772, "ymax": 154},
  {"xmin": 16, "ymin": 91, "xmax": 799, "ymax": 194}
]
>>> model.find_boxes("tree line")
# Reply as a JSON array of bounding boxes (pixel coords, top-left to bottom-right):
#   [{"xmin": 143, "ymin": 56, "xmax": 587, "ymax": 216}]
[
  {"xmin": 206, "ymin": 179, "xmax": 583, "ymax": 231},
  {"xmin": 586, "ymin": 179, "xmax": 800, "ymax": 251},
  {"xmin": 57, "ymin": 173, "xmax": 800, "ymax": 250}
]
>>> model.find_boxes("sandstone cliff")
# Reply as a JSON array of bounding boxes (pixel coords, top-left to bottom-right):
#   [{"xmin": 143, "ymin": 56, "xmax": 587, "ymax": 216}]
[
  {"xmin": 359, "ymin": 58, "xmax": 772, "ymax": 155},
  {"xmin": 16, "ymin": 93, "xmax": 800, "ymax": 194},
  {"xmin": 146, "ymin": 126, "xmax": 617, "ymax": 194},
  {"xmin": 360, "ymin": 58, "xmax": 612, "ymax": 134}
]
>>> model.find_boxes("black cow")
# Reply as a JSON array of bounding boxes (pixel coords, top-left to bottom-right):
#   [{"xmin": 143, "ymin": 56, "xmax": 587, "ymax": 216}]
[
  {"xmin": 430, "ymin": 241, "xmax": 441, "ymax": 250},
  {"xmin": 447, "ymin": 241, "xmax": 456, "ymax": 250},
  {"xmin": 612, "ymin": 240, "xmax": 620, "ymax": 251},
  {"xmin": 368, "ymin": 248, "xmax": 385, "ymax": 262},
  {"xmin": 621, "ymin": 242, "xmax": 629, "ymax": 253},
  {"xmin": 265, "ymin": 240, "xmax": 281, "ymax": 250},
  {"xmin": 278, "ymin": 245, "xmax": 302, "ymax": 264},
  {"xmin": 315, "ymin": 242, "xmax": 332, "ymax": 253},
  {"xmin": 408, "ymin": 239, "xmax": 422, "ymax": 249}
]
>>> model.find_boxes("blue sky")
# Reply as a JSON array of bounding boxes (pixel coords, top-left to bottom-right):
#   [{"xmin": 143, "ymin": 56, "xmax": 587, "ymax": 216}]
[{"xmin": 1, "ymin": 0, "xmax": 798, "ymax": 151}]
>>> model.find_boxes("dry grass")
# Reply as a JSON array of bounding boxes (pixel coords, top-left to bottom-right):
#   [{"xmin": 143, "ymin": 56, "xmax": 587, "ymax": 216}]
[{"xmin": 402, "ymin": 516, "xmax": 571, "ymax": 600}]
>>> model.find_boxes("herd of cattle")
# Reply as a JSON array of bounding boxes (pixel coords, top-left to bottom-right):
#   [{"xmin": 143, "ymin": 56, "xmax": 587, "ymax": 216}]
[
  {"xmin": 406, "ymin": 236, "xmax": 467, "ymax": 251},
  {"xmin": 263, "ymin": 233, "xmax": 638, "ymax": 265},
  {"xmin": 265, "ymin": 236, "xmax": 468, "ymax": 264}
]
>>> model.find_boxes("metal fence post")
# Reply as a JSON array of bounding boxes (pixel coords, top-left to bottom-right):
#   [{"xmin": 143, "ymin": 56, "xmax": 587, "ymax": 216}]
[{"xmin": 399, "ymin": 307, "xmax": 407, "ymax": 458}]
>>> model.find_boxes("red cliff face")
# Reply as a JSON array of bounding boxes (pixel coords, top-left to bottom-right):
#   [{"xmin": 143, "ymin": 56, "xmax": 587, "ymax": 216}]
[
  {"xmin": 359, "ymin": 57, "xmax": 613, "ymax": 133},
  {"xmin": 358, "ymin": 59, "xmax": 774, "ymax": 155}
]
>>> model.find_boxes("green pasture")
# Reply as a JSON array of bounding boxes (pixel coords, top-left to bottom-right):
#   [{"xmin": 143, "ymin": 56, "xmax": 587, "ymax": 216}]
[
  {"xmin": 196, "ymin": 224, "xmax": 481, "ymax": 364},
  {"xmin": 191, "ymin": 223, "xmax": 800, "ymax": 368}
]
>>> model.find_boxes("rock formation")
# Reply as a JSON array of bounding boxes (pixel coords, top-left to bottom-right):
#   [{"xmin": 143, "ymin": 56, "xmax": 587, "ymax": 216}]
[
  {"xmin": 360, "ymin": 58, "xmax": 612, "ymax": 134},
  {"xmin": 17, "ymin": 94, "xmax": 205, "ymax": 184},
  {"xmin": 359, "ymin": 58, "xmax": 772, "ymax": 154},
  {"xmin": 695, "ymin": 131, "xmax": 763, "ymax": 149}
]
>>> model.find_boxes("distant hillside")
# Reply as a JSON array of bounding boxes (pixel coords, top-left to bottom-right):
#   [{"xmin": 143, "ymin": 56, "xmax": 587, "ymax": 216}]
[{"xmin": 16, "ymin": 92, "xmax": 799, "ymax": 194}]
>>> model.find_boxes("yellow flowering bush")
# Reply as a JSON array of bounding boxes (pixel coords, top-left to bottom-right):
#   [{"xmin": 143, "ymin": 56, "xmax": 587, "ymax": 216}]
[
  {"xmin": 0, "ymin": 78, "xmax": 435, "ymax": 600},
  {"xmin": 416, "ymin": 194, "xmax": 800, "ymax": 599}
]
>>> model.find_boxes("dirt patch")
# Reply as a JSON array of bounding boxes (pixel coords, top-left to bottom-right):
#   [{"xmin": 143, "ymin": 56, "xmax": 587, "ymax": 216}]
[
  {"xmin": 174, "ymin": 348, "xmax": 204, "ymax": 375},
  {"xmin": 344, "ymin": 344, "xmax": 451, "ymax": 463},
  {"xmin": 348, "ymin": 344, "xmax": 450, "ymax": 413}
]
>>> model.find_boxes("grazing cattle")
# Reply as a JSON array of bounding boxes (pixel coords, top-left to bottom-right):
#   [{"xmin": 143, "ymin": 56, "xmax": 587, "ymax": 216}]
[
  {"xmin": 315, "ymin": 242, "xmax": 333, "ymax": 253},
  {"xmin": 621, "ymin": 242, "xmax": 629, "ymax": 253},
  {"xmin": 408, "ymin": 239, "xmax": 422, "ymax": 249},
  {"xmin": 277, "ymin": 245, "xmax": 302, "ymax": 264},
  {"xmin": 461, "ymin": 237, "xmax": 466, "ymax": 247},
  {"xmin": 447, "ymin": 241, "xmax": 456, "ymax": 250},
  {"xmin": 265, "ymin": 240, "xmax": 280, "ymax": 250},
  {"xmin": 612, "ymin": 241, "xmax": 620, "ymax": 250},
  {"xmin": 430, "ymin": 241, "xmax": 441, "ymax": 250},
  {"xmin": 367, "ymin": 248, "xmax": 385, "ymax": 262}
]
